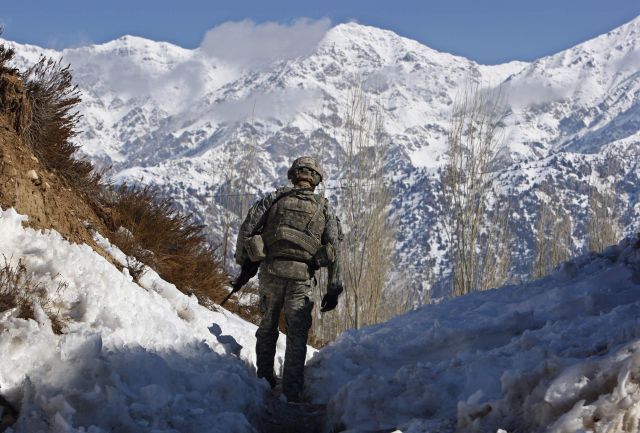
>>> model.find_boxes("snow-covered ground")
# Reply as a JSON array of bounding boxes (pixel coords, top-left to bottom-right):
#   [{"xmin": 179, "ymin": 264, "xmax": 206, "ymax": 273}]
[
  {"xmin": 0, "ymin": 207, "xmax": 298, "ymax": 432},
  {"xmin": 2, "ymin": 204, "xmax": 640, "ymax": 433},
  {"xmin": 307, "ymin": 235, "xmax": 640, "ymax": 433}
]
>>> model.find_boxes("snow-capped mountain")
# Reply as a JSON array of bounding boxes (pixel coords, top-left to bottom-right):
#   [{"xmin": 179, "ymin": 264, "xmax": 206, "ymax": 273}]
[{"xmin": 4, "ymin": 17, "xmax": 639, "ymax": 297}]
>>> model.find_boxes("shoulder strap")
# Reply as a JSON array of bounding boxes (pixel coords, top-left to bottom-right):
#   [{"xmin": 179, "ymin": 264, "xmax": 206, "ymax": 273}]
[
  {"xmin": 251, "ymin": 187, "xmax": 297, "ymax": 235},
  {"xmin": 271, "ymin": 187, "xmax": 297, "ymax": 207},
  {"xmin": 303, "ymin": 195, "xmax": 326, "ymax": 237}
]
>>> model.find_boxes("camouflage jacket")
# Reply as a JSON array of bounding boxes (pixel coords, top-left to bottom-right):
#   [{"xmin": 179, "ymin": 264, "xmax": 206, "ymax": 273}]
[{"xmin": 234, "ymin": 186, "xmax": 343, "ymax": 294}]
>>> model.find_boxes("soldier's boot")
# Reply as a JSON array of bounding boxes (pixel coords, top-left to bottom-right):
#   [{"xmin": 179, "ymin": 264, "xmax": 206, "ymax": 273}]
[
  {"xmin": 259, "ymin": 372, "xmax": 277, "ymax": 389},
  {"xmin": 282, "ymin": 294, "xmax": 313, "ymax": 402}
]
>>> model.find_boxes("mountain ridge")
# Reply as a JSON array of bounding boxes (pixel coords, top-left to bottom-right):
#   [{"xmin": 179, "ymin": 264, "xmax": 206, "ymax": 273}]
[{"xmin": 2, "ymin": 18, "xmax": 639, "ymax": 297}]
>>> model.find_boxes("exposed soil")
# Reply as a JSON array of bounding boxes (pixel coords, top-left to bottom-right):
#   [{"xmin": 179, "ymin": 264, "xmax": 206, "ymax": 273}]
[{"xmin": 0, "ymin": 70, "xmax": 115, "ymax": 265}]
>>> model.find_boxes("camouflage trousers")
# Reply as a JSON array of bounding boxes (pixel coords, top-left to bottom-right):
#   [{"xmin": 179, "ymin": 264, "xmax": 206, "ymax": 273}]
[{"xmin": 255, "ymin": 268, "xmax": 314, "ymax": 401}]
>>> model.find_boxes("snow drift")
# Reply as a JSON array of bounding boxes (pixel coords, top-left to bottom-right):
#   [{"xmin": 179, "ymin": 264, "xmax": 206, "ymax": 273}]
[
  {"xmin": 306, "ymin": 235, "xmax": 640, "ymax": 433},
  {"xmin": 0, "ymin": 207, "xmax": 293, "ymax": 433},
  {"xmin": 2, "ymin": 200, "xmax": 640, "ymax": 433}
]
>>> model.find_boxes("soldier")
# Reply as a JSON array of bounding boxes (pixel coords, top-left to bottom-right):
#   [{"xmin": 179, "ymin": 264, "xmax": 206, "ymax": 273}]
[{"xmin": 234, "ymin": 156, "xmax": 343, "ymax": 402}]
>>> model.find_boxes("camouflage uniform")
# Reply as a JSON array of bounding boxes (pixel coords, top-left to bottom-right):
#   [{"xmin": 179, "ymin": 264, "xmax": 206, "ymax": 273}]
[{"xmin": 235, "ymin": 185, "xmax": 342, "ymax": 401}]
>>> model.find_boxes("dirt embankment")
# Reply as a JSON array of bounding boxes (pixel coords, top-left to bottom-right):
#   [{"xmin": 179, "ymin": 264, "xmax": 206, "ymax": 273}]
[
  {"xmin": 0, "ymin": 59, "xmax": 231, "ymax": 314},
  {"xmin": 0, "ymin": 69, "xmax": 113, "ymax": 262}
]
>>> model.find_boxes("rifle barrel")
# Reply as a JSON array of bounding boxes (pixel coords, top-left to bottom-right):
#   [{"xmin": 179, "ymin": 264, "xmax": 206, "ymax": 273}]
[
  {"xmin": 220, "ymin": 291, "xmax": 235, "ymax": 306},
  {"xmin": 220, "ymin": 260, "xmax": 259, "ymax": 307}
]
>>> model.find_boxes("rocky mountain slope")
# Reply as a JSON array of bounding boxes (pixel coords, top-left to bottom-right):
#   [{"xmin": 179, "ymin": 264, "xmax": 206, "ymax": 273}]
[{"xmin": 3, "ymin": 17, "xmax": 639, "ymax": 297}]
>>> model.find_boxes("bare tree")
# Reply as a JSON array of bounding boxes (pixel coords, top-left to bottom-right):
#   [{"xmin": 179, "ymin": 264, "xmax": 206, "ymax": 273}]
[
  {"xmin": 337, "ymin": 84, "xmax": 395, "ymax": 329},
  {"xmin": 379, "ymin": 268, "xmax": 418, "ymax": 319},
  {"xmin": 209, "ymin": 150, "xmax": 236, "ymax": 270},
  {"xmin": 440, "ymin": 83, "xmax": 511, "ymax": 297},
  {"xmin": 532, "ymin": 188, "xmax": 574, "ymax": 278},
  {"xmin": 308, "ymin": 82, "xmax": 399, "ymax": 346},
  {"xmin": 478, "ymin": 196, "xmax": 513, "ymax": 290},
  {"xmin": 209, "ymin": 109, "xmax": 260, "ymax": 270},
  {"xmin": 587, "ymin": 160, "xmax": 620, "ymax": 253}
]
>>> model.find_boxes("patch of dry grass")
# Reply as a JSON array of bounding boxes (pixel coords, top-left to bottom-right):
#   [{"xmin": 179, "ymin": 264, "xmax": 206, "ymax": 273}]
[
  {"xmin": 22, "ymin": 57, "xmax": 104, "ymax": 195},
  {"xmin": 224, "ymin": 280, "xmax": 262, "ymax": 325},
  {"xmin": 107, "ymin": 184, "xmax": 230, "ymax": 307},
  {"xmin": 0, "ymin": 256, "xmax": 66, "ymax": 334},
  {"xmin": 0, "ymin": 40, "xmax": 231, "ymax": 315},
  {"xmin": 0, "ymin": 42, "xmax": 17, "ymax": 74}
]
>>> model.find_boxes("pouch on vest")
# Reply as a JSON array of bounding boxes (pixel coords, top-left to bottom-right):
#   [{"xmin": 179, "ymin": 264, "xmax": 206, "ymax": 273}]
[
  {"xmin": 266, "ymin": 260, "xmax": 311, "ymax": 281},
  {"xmin": 245, "ymin": 235, "xmax": 267, "ymax": 262},
  {"xmin": 313, "ymin": 244, "xmax": 336, "ymax": 268}
]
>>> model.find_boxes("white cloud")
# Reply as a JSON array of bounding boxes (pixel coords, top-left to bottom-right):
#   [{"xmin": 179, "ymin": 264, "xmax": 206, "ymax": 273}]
[
  {"xmin": 503, "ymin": 79, "xmax": 570, "ymax": 107},
  {"xmin": 56, "ymin": 19, "xmax": 331, "ymax": 117},
  {"xmin": 613, "ymin": 47, "xmax": 640, "ymax": 74},
  {"xmin": 199, "ymin": 18, "xmax": 331, "ymax": 70},
  {"xmin": 211, "ymin": 87, "xmax": 323, "ymax": 123}
]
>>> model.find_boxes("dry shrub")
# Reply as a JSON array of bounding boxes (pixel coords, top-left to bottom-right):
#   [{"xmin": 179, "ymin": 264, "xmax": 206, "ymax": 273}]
[
  {"xmin": 0, "ymin": 37, "xmax": 17, "ymax": 74},
  {"xmin": 22, "ymin": 57, "xmax": 103, "ymax": 195},
  {"xmin": 108, "ymin": 184, "xmax": 229, "ymax": 306},
  {"xmin": 0, "ymin": 43, "xmax": 232, "ymax": 316},
  {"xmin": 0, "ymin": 256, "xmax": 66, "ymax": 334},
  {"xmin": 223, "ymin": 280, "xmax": 262, "ymax": 325},
  {"xmin": 0, "ymin": 39, "xmax": 30, "ymax": 135},
  {"xmin": 0, "ymin": 44, "xmax": 14, "ymax": 69}
]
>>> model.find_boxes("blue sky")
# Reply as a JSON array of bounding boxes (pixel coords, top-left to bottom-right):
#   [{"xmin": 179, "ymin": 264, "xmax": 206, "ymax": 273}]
[{"xmin": 1, "ymin": 0, "xmax": 639, "ymax": 64}]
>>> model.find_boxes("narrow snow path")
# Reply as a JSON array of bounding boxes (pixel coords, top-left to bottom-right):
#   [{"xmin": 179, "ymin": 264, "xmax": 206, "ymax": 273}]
[{"xmin": 258, "ymin": 392, "xmax": 326, "ymax": 433}]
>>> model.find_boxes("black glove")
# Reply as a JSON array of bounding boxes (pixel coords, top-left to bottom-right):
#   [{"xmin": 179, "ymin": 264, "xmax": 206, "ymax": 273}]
[
  {"xmin": 230, "ymin": 279, "xmax": 242, "ymax": 293},
  {"xmin": 328, "ymin": 283, "xmax": 344, "ymax": 296},
  {"xmin": 320, "ymin": 293, "xmax": 339, "ymax": 313}
]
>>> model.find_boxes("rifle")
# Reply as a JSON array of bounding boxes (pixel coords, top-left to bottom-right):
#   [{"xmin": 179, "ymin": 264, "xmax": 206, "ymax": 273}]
[{"xmin": 220, "ymin": 259, "xmax": 260, "ymax": 306}]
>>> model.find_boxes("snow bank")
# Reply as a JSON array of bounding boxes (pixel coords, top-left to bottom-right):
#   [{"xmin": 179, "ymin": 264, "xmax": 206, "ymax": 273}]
[
  {"xmin": 0, "ymin": 207, "xmax": 279, "ymax": 432},
  {"xmin": 306, "ymin": 235, "xmax": 640, "ymax": 433}
]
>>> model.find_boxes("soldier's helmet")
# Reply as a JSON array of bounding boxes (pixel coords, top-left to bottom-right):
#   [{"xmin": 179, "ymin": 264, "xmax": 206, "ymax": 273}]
[{"xmin": 287, "ymin": 156, "xmax": 324, "ymax": 186}]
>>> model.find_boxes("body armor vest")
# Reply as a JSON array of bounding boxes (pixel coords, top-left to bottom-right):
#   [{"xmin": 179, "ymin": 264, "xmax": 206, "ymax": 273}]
[{"xmin": 262, "ymin": 191, "xmax": 326, "ymax": 263}]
